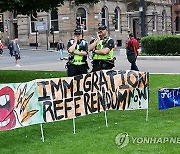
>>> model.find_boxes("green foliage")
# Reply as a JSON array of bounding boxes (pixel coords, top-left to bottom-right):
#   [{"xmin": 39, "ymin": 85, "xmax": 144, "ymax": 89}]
[
  {"xmin": 0, "ymin": 0, "xmax": 99, "ymax": 15},
  {"xmin": 141, "ymin": 35, "xmax": 180, "ymax": 55},
  {"xmin": 0, "ymin": 71, "xmax": 180, "ymax": 153}
]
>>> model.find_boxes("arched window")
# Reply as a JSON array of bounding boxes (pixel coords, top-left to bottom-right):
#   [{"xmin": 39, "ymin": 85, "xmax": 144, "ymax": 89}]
[
  {"xmin": 114, "ymin": 7, "xmax": 120, "ymax": 31},
  {"xmin": 101, "ymin": 7, "xmax": 108, "ymax": 26},
  {"xmin": 30, "ymin": 12, "xmax": 37, "ymax": 33},
  {"xmin": 76, "ymin": 7, "xmax": 87, "ymax": 30},
  {"xmin": 162, "ymin": 10, "xmax": 166, "ymax": 31},
  {"xmin": 50, "ymin": 10, "xmax": 59, "ymax": 31}
]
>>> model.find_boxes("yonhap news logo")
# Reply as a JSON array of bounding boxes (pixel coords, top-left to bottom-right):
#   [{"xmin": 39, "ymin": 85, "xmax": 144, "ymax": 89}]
[
  {"xmin": 115, "ymin": 133, "xmax": 180, "ymax": 148},
  {"xmin": 115, "ymin": 133, "xmax": 129, "ymax": 148}
]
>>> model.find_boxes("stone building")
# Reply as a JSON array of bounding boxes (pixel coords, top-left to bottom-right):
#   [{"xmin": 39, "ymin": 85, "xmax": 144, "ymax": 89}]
[
  {"xmin": 172, "ymin": 0, "xmax": 180, "ymax": 34},
  {"xmin": 0, "ymin": 0, "xmax": 174, "ymax": 47}
]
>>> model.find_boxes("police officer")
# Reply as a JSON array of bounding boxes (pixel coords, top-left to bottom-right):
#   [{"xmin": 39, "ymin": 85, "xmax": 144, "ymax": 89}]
[
  {"xmin": 66, "ymin": 29, "xmax": 89, "ymax": 77},
  {"xmin": 88, "ymin": 25, "xmax": 115, "ymax": 72}
]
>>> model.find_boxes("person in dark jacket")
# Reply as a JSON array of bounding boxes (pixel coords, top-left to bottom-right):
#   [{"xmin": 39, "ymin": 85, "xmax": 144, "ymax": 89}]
[
  {"xmin": 57, "ymin": 39, "xmax": 65, "ymax": 60},
  {"xmin": 8, "ymin": 40, "xmax": 14, "ymax": 56}
]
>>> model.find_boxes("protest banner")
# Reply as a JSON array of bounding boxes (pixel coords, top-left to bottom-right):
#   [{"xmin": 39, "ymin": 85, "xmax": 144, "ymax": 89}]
[
  {"xmin": 0, "ymin": 70, "xmax": 149, "ymax": 131},
  {"xmin": 158, "ymin": 88, "xmax": 180, "ymax": 110}
]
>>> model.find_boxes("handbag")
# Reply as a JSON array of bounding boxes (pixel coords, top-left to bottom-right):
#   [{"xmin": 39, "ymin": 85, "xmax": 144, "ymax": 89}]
[{"xmin": 126, "ymin": 47, "xmax": 136, "ymax": 63}]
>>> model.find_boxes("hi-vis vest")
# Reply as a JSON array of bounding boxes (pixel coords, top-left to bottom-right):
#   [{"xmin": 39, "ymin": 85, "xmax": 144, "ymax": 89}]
[
  {"xmin": 93, "ymin": 37, "xmax": 114, "ymax": 60},
  {"xmin": 68, "ymin": 39, "xmax": 87, "ymax": 65}
]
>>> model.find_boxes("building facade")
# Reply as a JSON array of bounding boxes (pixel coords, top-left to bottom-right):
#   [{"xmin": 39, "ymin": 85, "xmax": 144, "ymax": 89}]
[
  {"xmin": 172, "ymin": 0, "xmax": 180, "ymax": 34},
  {"xmin": 0, "ymin": 0, "xmax": 174, "ymax": 47}
]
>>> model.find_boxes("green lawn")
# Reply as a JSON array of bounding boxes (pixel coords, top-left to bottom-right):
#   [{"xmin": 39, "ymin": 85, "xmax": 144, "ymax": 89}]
[{"xmin": 0, "ymin": 71, "xmax": 180, "ymax": 154}]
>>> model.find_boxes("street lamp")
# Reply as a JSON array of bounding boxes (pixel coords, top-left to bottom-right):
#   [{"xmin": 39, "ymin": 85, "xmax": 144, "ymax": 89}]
[{"xmin": 140, "ymin": 0, "xmax": 146, "ymax": 37}]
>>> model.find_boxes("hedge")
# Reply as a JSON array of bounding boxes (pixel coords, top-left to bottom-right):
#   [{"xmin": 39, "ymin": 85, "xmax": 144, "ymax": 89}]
[{"xmin": 141, "ymin": 35, "xmax": 180, "ymax": 55}]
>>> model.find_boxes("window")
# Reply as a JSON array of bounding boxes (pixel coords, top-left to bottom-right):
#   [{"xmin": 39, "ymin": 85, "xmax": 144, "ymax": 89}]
[
  {"xmin": 13, "ymin": 12, "xmax": 17, "ymax": 19},
  {"xmin": 127, "ymin": 14, "xmax": 130, "ymax": 29},
  {"xmin": 50, "ymin": 10, "xmax": 59, "ymax": 31},
  {"xmin": 0, "ymin": 14, "xmax": 4, "ymax": 32},
  {"xmin": 114, "ymin": 8, "xmax": 120, "ymax": 31},
  {"xmin": 173, "ymin": 0, "xmax": 180, "ymax": 4},
  {"xmin": 101, "ymin": 7, "xmax": 108, "ymax": 26},
  {"xmin": 76, "ymin": 7, "xmax": 87, "ymax": 30},
  {"xmin": 30, "ymin": 12, "xmax": 37, "ymax": 33},
  {"xmin": 152, "ymin": 12, "xmax": 157, "ymax": 31},
  {"xmin": 162, "ymin": 10, "xmax": 166, "ymax": 31},
  {"xmin": 175, "ymin": 16, "xmax": 179, "ymax": 32}
]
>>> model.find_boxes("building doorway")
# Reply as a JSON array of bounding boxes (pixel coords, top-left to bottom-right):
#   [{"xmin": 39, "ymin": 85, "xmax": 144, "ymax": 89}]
[
  {"xmin": 13, "ymin": 23, "xmax": 18, "ymax": 38},
  {"xmin": 175, "ymin": 16, "xmax": 179, "ymax": 33},
  {"xmin": 133, "ymin": 18, "xmax": 140, "ymax": 39}
]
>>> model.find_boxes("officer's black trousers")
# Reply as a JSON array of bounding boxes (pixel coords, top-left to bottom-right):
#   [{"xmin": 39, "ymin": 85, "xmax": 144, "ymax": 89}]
[
  {"xmin": 92, "ymin": 60, "xmax": 114, "ymax": 72},
  {"xmin": 131, "ymin": 61, "xmax": 139, "ymax": 71},
  {"xmin": 67, "ymin": 64, "xmax": 88, "ymax": 77}
]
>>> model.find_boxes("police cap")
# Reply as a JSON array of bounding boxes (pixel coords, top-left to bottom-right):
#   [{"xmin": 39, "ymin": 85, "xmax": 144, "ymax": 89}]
[
  {"xmin": 98, "ymin": 25, "xmax": 107, "ymax": 30},
  {"xmin": 74, "ymin": 29, "xmax": 82, "ymax": 35}
]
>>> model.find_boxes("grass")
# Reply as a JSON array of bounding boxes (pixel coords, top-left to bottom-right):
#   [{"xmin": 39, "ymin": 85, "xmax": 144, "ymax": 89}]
[
  {"xmin": 0, "ymin": 70, "xmax": 67, "ymax": 83},
  {"xmin": 0, "ymin": 71, "xmax": 180, "ymax": 154}
]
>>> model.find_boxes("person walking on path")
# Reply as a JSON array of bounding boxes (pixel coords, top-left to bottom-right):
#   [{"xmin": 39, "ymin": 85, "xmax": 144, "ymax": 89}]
[
  {"xmin": 8, "ymin": 39, "xmax": 14, "ymax": 56},
  {"xmin": 88, "ymin": 25, "xmax": 115, "ymax": 72},
  {"xmin": 13, "ymin": 38, "xmax": 21, "ymax": 67},
  {"xmin": 0, "ymin": 39, "xmax": 4, "ymax": 56},
  {"xmin": 57, "ymin": 39, "xmax": 65, "ymax": 60},
  {"xmin": 126, "ymin": 33, "xmax": 139, "ymax": 71},
  {"xmin": 66, "ymin": 28, "xmax": 89, "ymax": 77}
]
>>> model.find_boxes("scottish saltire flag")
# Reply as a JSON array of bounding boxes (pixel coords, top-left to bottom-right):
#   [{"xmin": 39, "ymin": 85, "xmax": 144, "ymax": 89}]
[{"xmin": 158, "ymin": 88, "xmax": 180, "ymax": 110}]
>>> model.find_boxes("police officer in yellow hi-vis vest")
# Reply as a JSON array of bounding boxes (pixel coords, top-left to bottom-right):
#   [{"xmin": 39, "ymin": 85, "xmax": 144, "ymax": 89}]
[
  {"xmin": 66, "ymin": 29, "xmax": 89, "ymax": 77},
  {"xmin": 88, "ymin": 25, "xmax": 115, "ymax": 72}
]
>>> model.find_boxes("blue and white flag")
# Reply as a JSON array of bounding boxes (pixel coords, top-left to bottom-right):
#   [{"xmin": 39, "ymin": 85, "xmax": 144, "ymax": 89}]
[{"xmin": 158, "ymin": 88, "xmax": 180, "ymax": 110}]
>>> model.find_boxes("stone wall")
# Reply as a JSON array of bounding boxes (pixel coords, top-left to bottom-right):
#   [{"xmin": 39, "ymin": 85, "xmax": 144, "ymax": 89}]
[{"xmin": 0, "ymin": 0, "xmax": 174, "ymax": 48}]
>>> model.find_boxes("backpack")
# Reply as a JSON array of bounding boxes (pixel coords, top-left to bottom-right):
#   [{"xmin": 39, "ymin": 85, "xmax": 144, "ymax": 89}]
[
  {"xmin": 8, "ymin": 43, "xmax": 14, "ymax": 50},
  {"xmin": 126, "ymin": 47, "xmax": 136, "ymax": 63}
]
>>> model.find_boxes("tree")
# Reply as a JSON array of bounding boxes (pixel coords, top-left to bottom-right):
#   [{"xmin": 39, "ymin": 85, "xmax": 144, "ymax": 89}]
[{"xmin": 0, "ymin": 0, "xmax": 99, "ymax": 15}]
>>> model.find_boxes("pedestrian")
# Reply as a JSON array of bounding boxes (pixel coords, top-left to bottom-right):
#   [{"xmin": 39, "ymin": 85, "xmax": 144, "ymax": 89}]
[
  {"xmin": 88, "ymin": 25, "xmax": 115, "ymax": 72},
  {"xmin": 0, "ymin": 39, "xmax": 4, "ymax": 56},
  {"xmin": 66, "ymin": 28, "xmax": 89, "ymax": 77},
  {"xmin": 8, "ymin": 40, "xmax": 14, "ymax": 56},
  {"xmin": 126, "ymin": 33, "xmax": 139, "ymax": 71},
  {"xmin": 57, "ymin": 39, "xmax": 64, "ymax": 60},
  {"xmin": 13, "ymin": 38, "xmax": 21, "ymax": 67}
]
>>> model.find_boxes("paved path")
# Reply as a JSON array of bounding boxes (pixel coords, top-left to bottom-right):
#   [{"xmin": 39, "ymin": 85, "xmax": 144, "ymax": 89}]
[{"xmin": 0, "ymin": 47, "xmax": 180, "ymax": 74}]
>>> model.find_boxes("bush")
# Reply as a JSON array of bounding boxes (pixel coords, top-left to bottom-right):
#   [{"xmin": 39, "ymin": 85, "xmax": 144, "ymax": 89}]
[{"xmin": 141, "ymin": 35, "xmax": 180, "ymax": 55}]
